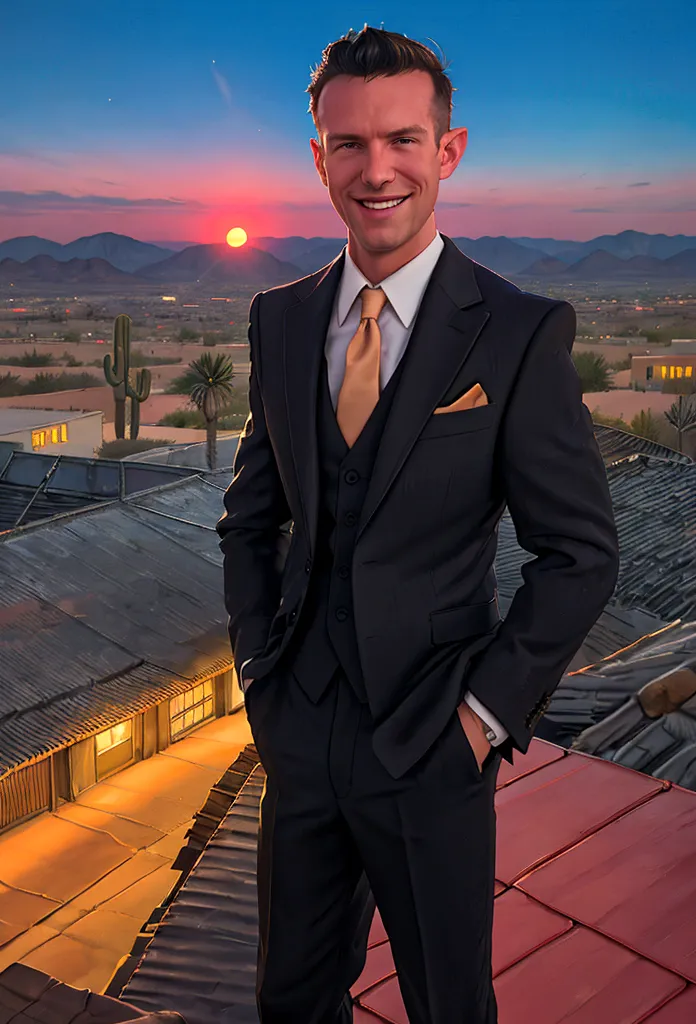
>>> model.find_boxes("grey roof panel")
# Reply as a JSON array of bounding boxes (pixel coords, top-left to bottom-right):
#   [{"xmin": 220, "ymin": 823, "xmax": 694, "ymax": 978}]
[
  {"xmin": 119, "ymin": 767, "xmax": 264, "ymax": 1024},
  {"xmin": 0, "ymin": 475, "xmax": 234, "ymax": 775}
]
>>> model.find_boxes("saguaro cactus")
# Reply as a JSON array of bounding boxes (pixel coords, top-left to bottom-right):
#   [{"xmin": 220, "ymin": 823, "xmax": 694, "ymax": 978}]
[{"xmin": 103, "ymin": 314, "xmax": 152, "ymax": 439}]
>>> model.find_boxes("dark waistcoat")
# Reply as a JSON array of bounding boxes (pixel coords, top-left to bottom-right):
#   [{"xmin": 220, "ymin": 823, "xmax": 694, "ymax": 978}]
[{"xmin": 285, "ymin": 350, "xmax": 408, "ymax": 704}]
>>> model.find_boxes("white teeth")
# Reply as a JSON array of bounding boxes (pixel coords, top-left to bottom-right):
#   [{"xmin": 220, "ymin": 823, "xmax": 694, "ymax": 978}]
[{"xmin": 360, "ymin": 197, "xmax": 407, "ymax": 210}]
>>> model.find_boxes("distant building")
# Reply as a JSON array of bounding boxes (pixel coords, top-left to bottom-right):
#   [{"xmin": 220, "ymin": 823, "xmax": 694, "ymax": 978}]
[
  {"xmin": 0, "ymin": 408, "xmax": 103, "ymax": 457},
  {"xmin": 630, "ymin": 339, "xmax": 696, "ymax": 390}
]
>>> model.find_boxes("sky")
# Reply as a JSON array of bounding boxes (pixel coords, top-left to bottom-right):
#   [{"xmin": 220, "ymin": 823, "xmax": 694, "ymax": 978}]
[{"xmin": 1, "ymin": 0, "xmax": 694, "ymax": 245}]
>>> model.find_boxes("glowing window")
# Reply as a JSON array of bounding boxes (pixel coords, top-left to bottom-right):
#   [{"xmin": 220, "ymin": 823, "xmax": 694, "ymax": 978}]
[
  {"xmin": 60, "ymin": 423, "xmax": 68, "ymax": 441},
  {"xmin": 676, "ymin": 366, "xmax": 684, "ymax": 378},
  {"xmin": 51, "ymin": 427, "xmax": 59, "ymax": 443},
  {"xmin": 96, "ymin": 720, "xmax": 132, "ymax": 755},
  {"xmin": 95, "ymin": 720, "xmax": 134, "ymax": 779},
  {"xmin": 661, "ymin": 366, "xmax": 667, "ymax": 379},
  {"xmin": 170, "ymin": 679, "xmax": 215, "ymax": 738},
  {"xmin": 686, "ymin": 367, "xmax": 693, "ymax": 378}
]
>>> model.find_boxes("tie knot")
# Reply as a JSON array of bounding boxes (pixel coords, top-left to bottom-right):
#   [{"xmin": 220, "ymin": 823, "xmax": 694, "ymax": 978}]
[{"xmin": 360, "ymin": 285, "xmax": 387, "ymax": 322}]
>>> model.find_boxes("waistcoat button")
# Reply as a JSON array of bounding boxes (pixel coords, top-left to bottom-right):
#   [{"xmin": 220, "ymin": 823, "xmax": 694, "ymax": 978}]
[
  {"xmin": 337, "ymin": 565, "xmax": 349, "ymax": 579},
  {"xmin": 335, "ymin": 607, "xmax": 348, "ymax": 622},
  {"xmin": 344, "ymin": 469, "xmax": 359, "ymax": 484},
  {"xmin": 344, "ymin": 512, "xmax": 357, "ymax": 527}
]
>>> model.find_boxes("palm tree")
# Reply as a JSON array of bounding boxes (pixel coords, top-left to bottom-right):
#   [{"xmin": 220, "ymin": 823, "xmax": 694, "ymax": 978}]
[
  {"xmin": 572, "ymin": 351, "xmax": 613, "ymax": 393},
  {"xmin": 664, "ymin": 395, "xmax": 696, "ymax": 454},
  {"xmin": 187, "ymin": 351, "xmax": 235, "ymax": 470}
]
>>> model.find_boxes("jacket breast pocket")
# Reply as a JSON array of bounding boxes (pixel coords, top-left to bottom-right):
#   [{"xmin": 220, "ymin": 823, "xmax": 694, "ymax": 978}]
[{"xmin": 419, "ymin": 402, "xmax": 498, "ymax": 440}]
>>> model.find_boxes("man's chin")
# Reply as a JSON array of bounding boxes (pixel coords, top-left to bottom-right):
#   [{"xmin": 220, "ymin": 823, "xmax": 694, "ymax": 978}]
[{"xmin": 347, "ymin": 224, "xmax": 414, "ymax": 254}]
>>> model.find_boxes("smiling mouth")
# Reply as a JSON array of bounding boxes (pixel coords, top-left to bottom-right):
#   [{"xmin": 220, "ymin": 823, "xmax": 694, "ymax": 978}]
[{"xmin": 356, "ymin": 195, "xmax": 411, "ymax": 210}]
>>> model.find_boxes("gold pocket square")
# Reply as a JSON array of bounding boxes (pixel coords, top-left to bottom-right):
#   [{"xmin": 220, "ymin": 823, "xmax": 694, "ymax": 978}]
[{"xmin": 434, "ymin": 382, "xmax": 488, "ymax": 415}]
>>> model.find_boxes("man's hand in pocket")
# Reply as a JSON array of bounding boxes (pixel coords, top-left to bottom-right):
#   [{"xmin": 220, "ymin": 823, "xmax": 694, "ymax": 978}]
[{"xmin": 456, "ymin": 702, "xmax": 492, "ymax": 772}]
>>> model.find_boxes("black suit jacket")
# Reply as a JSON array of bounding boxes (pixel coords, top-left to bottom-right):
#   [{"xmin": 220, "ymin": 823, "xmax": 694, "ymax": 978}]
[{"xmin": 216, "ymin": 234, "xmax": 620, "ymax": 774}]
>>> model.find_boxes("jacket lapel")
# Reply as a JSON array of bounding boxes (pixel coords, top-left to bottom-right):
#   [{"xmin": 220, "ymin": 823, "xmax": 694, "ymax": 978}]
[
  {"xmin": 357, "ymin": 235, "xmax": 490, "ymax": 540},
  {"xmin": 283, "ymin": 251, "xmax": 345, "ymax": 553}
]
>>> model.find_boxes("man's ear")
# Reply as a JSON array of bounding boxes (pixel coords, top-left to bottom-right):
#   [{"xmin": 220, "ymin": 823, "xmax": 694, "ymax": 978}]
[
  {"xmin": 310, "ymin": 137, "xmax": 328, "ymax": 187},
  {"xmin": 439, "ymin": 126, "xmax": 468, "ymax": 182}
]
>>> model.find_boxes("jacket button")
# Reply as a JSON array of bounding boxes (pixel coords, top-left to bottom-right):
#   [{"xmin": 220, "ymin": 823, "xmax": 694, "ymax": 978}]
[
  {"xmin": 344, "ymin": 512, "xmax": 357, "ymax": 526},
  {"xmin": 344, "ymin": 469, "xmax": 359, "ymax": 484},
  {"xmin": 289, "ymin": 609, "xmax": 297, "ymax": 623},
  {"xmin": 337, "ymin": 565, "xmax": 349, "ymax": 579},
  {"xmin": 304, "ymin": 558, "xmax": 312, "ymax": 573},
  {"xmin": 335, "ymin": 607, "xmax": 348, "ymax": 622}
]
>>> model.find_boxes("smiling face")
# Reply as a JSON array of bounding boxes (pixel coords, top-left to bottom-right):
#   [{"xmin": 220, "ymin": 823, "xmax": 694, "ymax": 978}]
[{"xmin": 310, "ymin": 70, "xmax": 468, "ymax": 279}]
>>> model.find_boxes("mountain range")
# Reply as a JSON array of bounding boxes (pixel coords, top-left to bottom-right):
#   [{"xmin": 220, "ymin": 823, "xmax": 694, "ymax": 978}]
[{"xmin": 0, "ymin": 229, "xmax": 694, "ymax": 288}]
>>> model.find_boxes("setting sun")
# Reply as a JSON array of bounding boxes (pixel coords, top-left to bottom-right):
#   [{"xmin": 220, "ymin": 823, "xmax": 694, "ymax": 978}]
[{"xmin": 226, "ymin": 227, "xmax": 248, "ymax": 248}]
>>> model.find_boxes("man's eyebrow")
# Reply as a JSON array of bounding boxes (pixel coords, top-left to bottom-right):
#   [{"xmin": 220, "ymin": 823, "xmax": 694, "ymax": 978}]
[{"xmin": 326, "ymin": 125, "xmax": 428, "ymax": 143}]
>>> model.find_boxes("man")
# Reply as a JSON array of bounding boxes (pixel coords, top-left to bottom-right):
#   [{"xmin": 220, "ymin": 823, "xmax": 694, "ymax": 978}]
[{"xmin": 217, "ymin": 25, "xmax": 620, "ymax": 1024}]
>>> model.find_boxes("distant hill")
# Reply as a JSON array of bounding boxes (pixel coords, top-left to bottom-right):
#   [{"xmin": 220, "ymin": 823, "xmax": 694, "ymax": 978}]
[
  {"xmin": 0, "ymin": 232, "xmax": 174, "ymax": 272},
  {"xmin": 2, "ymin": 230, "xmax": 695, "ymax": 287},
  {"xmin": 138, "ymin": 243, "xmax": 302, "ymax": 285},
  {"xmin": 0, "ymin": 254, "xmax": 135, "ymax": 284},
  {"xmin": 451, "ymin": 236, "xmax": 550, "ymax": 275},
  {"xmin": 0, "ymin": 235, "xmax": 66, "ymax": 262},
  {"xmin": 145, "ymin": 239, "xmax": 198, "ymax": 252},
  {"xmin": 518, "ymin": 247, "xmax": 696, "ymax": 280},
  {"xmin": 550, "ymin": 229, "xmax": 696, "ymax": 264}
]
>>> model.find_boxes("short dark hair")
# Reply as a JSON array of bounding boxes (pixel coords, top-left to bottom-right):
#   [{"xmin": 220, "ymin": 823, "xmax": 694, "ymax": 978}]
[{"xmin": 307, "ymin": 25, "xmax": 455, "ymax": 145}]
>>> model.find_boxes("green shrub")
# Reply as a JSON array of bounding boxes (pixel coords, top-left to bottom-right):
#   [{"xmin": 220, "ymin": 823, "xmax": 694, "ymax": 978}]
[
  {"xmin": 98, "ymin": 438, "xmax": 176, "ymax": 459},
  {"xmin": 2, "ymin": 347, "xmax": 55, "ymax": 367},
  {"xmin": 0, "ymin": 371, "xmax": 22, "ymax": 397},
  {"xmin": 22, "ymin": 371, "xmax": 102, "ymax": 394}
]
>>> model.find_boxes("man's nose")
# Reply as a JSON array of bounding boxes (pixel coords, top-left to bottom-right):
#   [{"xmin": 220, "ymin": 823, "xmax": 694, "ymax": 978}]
[{"xmin": 360, "ymin": 145, "xmax": 396, "ymax": 190}]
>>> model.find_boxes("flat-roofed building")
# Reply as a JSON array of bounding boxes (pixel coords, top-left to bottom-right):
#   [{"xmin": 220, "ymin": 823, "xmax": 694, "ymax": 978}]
[
  {"xmin": 631, "ymin": 340, "xmax": 696, "ymax": 391},
  {"xmin": 0, "ymin": 408, "xmax": 103, "ymax": 456}
]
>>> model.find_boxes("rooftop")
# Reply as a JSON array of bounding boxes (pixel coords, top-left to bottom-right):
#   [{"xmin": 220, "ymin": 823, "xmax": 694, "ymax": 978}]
[
  {"xmin": 112, "ymin": 739, "xmax": 696, "ymax": 1024},
  {"xmin": 0, "ymin": 448, "xmax": 197, "ymax": 531},
  {"xmin": 0, "ymin": 470, "xmax": 233, "ymax": 776},
  {"xmin": 0, "ymin": 408, "xmax": 97, "ymax": 432}
]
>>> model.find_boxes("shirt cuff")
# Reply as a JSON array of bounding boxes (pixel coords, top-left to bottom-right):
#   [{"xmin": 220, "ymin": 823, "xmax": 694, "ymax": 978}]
[
  {"xmin": 238, "ymin": 658, "xmax": 255, "ymax": 693},
  {"xmin": 463, "ymin": 691, "xmax": 509, "ymax": 746}
]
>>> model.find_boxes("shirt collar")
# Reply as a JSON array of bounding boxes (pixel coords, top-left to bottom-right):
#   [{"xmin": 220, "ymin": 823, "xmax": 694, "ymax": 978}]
[{"xmin": 336, "ymin": 231, "xmax": 445, "ymax": 328}]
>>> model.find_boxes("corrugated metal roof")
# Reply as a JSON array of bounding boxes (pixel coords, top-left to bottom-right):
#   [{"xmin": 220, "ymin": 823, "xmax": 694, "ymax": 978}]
[
  {"xmin": 593, "ymin": 422, "xmax": 693, "ymax": 467},
  {"xmin": 608, "ymin": 457, "xmax": 696, "ymax": 621},
  {"xmin": 0, "ymin": 475, "xmax": 233, "ymax": 776},
  {"xmin": 117, "ymin": 754, "xmax": 264, "ymax": 1024},
  {"xmin": 0, "ymin": 449, "xmax": 196, "ymax": 531},
  {"xmin": 496, "ymin": 453, "xmax": 696, "ymax": 647}
]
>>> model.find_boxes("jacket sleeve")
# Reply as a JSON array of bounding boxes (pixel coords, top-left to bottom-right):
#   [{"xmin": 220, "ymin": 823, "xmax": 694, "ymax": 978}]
[
  {"xmin": 463, "ymin": 300, "xmax": 620, "ymax": 760},
  {"xmin": 216, "ymin": 292, "xmax": 292, "ymax": 678}
]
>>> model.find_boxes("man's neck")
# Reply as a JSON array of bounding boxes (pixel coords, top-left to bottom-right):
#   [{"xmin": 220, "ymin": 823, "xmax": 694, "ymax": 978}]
[{"xmin": 347, "ymin": 217, "xmax": 438, "ymax": 284}]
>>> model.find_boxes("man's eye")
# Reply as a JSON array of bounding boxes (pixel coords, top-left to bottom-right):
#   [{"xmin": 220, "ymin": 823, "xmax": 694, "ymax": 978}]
[{"xmin": 395, "ymin": 138, "xmax": 414, "ymax": 144}]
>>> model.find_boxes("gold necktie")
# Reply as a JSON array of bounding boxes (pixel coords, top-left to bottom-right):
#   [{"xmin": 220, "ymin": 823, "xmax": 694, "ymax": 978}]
[{"xmin": 336, "ymin": 285, "xmax": 388, "ymax": 447}]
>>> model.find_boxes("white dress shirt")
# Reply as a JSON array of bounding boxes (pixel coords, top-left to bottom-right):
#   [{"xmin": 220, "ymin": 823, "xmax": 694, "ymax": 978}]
[{"xmin": 242, "ymin": 231, "xmax": 508, "ymax": 748}]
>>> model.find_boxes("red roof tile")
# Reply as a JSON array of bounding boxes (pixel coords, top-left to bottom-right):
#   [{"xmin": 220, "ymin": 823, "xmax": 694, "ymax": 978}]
[
  {"xmin": 641, "ymin": 985, "xmax": 696, "ymax": 1021},
  {"xmin": 495, "ymin": 751, "xmax": 664, "ymax": 883},
  {"xmin": 496, "ymin": 738, "xmax": 566, "ymax": 787},
  {"xmin": 491, "ymin": 889, "xmax": 572, "ymax": 976},
  {"xmin": 367, "ymin": 909, "xmax": 388, "ymax": 948},
  {"xmin": 518, "ymin": 786, "xmax": 696, "ymax": 982},
  {"xmin": 491, "ymin": 926, "xmax": 685, "ymax": 1024}
]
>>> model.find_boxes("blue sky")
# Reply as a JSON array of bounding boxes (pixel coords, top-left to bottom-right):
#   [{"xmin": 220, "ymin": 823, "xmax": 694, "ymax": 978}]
[{"xmin": 1, "ymin": 0, "xmax": 694, "ymax": 241}]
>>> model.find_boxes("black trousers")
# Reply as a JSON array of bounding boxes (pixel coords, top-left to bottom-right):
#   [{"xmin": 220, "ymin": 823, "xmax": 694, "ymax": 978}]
[{"xmin": 245, "ymin": 665, "xmax": 501, "ymax": 1024}]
